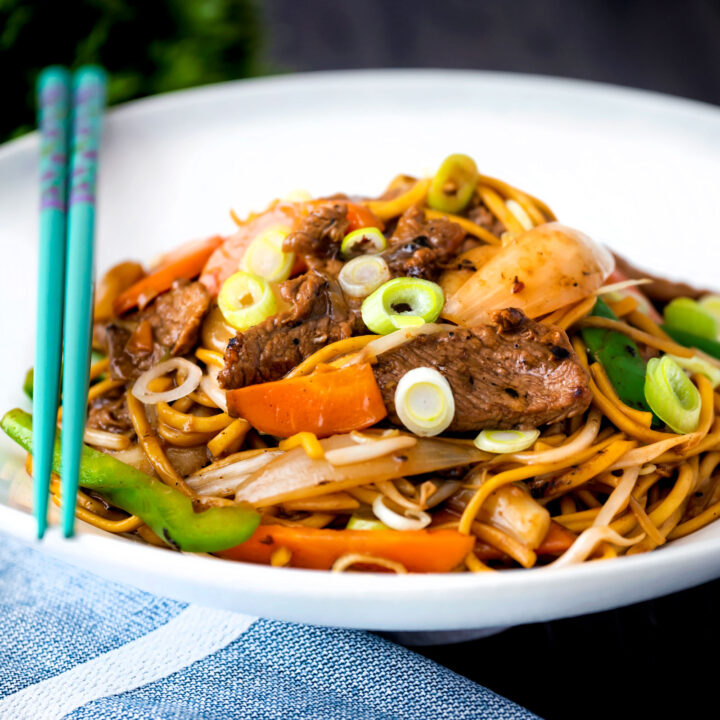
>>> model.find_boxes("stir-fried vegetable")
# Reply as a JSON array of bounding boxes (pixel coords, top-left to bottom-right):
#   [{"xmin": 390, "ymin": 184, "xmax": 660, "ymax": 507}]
[
  {"xmin": 346, "ymin": 514, "xmax": 388, "ymax": 531},
  {"xmin": 1, "ymin": 409, "xmax": 259, "ymax": 552},
  {"xmin": 218, "ymin": 524, "xmax": 474, "ymax": 572},
  {"xmin": 114, "ymin": 236, "xmax": 223, "ymax": 315},
  {"xmin": 394, "ymin": 367, "xmax": 455, "ymax": 436},
  {"xmin": 338, "ymin": 256, "xmax": 391, "ymax": 298},
  {"xmin": 361, "ymin": 277, "xmax": 444, "ymax": 334},
  {"xmin": 218, "ymin": 271, "xmax": 277, "ymax": 332},
  {"xmin": 233, "ymin": 432, "xmax": 485, "ymax": 506},
  {"xmin": 132, "ymin": 358, "xmax": 203, "ymax": 404},
  {"xmin": 226, "ymin": 364, "xmax": 387, "ymax": 438},
  {"xmin": 341, "ymin": 202, "xmax": 385, "ymax": 232},
  {"xmin": 644, "ymin": 356, "xmax": 701, "ymax": 434},
  {"xmin": 664, "ymin": 297, "xmax": 718, "ymax": 341},
  {"xmin": 699, "ymin": 295, "xmax": 720, "ymax": 323},
  {"xmin": 94, "ymin": 261, "xmax": 145, "ymax": 322},
  {"xmin": 474, "ymin": 429, "xmax": 540, "ymax": 454},
  {"xmin": 581, "ymin": 297, "xmax": 653, "ymax": 414},
  {"xmin": 668, "ymin": 354, "xmax": 720, "ymax": 388},
  {"xmin": 340, "ymin": 227, "xmax": 387, "ymax": 259},
  {"xmin": 241, "ymin": 226, "xmax": 295, "ymax": 282},
  {"xmin": 427, "ymin": 153, "xmax": 478, "ymax": 214},
  {"xmin": 661, "ymin": 326, "xmax": 720, "ymax": 360},
  {"xmin": 442, "ymin": 223, "xmax": 614, "ymax": 326}
]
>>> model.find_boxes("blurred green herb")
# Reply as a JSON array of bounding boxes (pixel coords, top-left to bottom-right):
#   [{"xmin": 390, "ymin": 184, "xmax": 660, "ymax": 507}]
[{"xmin": 0, "ymin": 0, "xmax": 264, "ymax": 142}]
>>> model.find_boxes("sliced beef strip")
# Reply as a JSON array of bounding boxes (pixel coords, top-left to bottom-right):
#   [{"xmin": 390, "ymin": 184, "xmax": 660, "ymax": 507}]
[
  {"xmin": 219, "ymin": 271, "xmax": 365, "ymax": 389},
  {"xmin": 107, "ymin": 281, "xmax": 211, "ymax": 382},
  {"xmin": 466, "ymin": 198, "xmax": 506, "ymax": 237},
  {"xmin": 86, "ymin": 389, "xmax": 133, "ymax": 434},
  {"xmin": 373, "ymin": 307, "xmax": 591, "ymax": 432},
  {"xmin": 382, "ymin": 205, "xmax": 466, "ymax": 280},
  {"xmin": 283, "ymin": 203, "xmax": 349, "ymax": 265}
]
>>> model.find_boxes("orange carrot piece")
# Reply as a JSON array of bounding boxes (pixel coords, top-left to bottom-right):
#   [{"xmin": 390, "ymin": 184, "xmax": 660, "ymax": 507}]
[
  {"xmin": 219, "ymin": 525, "xmax": 474, "ymax": 573},
  {"xmin": 344, "ymin": 202, "xmax": 385, "ymax": 232},
  {"xmin": 114, "ymin": 236, "xmax": 223, "ymax": 315},
  {"xmin": 226, "ymin": 364, "xmax": 387, "ymax": 438}
]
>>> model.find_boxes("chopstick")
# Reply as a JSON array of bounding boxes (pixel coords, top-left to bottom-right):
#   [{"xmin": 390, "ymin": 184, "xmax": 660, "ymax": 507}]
[
  {"xmin": 33, "ymin": 67, "xmax": 72, "ymax": 538},
  {"xmin": 59, "ymin": 67, "xmax": 107, "ymax": 538}
]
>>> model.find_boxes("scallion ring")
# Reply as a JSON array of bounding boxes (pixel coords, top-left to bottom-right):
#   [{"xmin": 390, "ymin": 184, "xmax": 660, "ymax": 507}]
[
  {"xmin": 663, "ymin": 297, "xmax": 718, "ymax": 341},
  {"xmin": 644, "ymin": 355, "xmax": 701, "ymax": 434},
  {"xmin": 427, "ymin": 153, "xmax": 479, "ymax": 214},
  {"xmin": 340, "ymin": 227, "xmax": 387, "ymax": 259},
  {"xmin": 241, "ymin": 225, "xmax": 295, "ymax": 282},
  {"xmin": 218, "ymin": 270, "xmax": 277, "ymax": 331},
  {"xmin": 361, "ymin": 277, "xmax": 444, "ymax": 335},
  {"xmin": 474, "ymin": 429, "xmax": 540, "ymax": 454},
  {"xmin": 667, "ymin": 354, "xmax": 720, "ymax": 389},
  {"xmin": 394, "ymin": 366, "xmax": 455, "ymax": 436},
  {"xmin": 699, "ymin": 295, "xmax": 720, "ymax": 325},
  {"xmin": 338, "ymin": 256, "xmax": 391, "ymax": 298}
]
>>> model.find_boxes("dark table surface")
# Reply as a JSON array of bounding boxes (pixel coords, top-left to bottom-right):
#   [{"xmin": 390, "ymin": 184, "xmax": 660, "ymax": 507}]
[{"xmin": 261, "ymin": 3, "xmax": 720, "ymax": 717}]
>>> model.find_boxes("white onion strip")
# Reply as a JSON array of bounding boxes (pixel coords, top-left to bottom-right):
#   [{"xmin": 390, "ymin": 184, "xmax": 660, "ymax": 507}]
[
  {"xmin": 324, "ymin": 436, "xmax": 417, "ymax": 467},
  {"xmin": 83, "ymin": 427, "xmax": 131, "ymax": 451},
  {"xmin": 595, "ymin": 278, "xmax": 652, "ymax": 295},
  {"xmin": 511, "ymin": 409, "xmax": 602, "ymax": 465},
  {"xmin": 132, "ymin": 358, "xmax": 202, "ymax": 404},
  {"xmin": 200, "ymin": 365, "xmax": 228, "ymax": 412},
  {"xmin": 593, "ymin": 467, "xmax": 640, "ymax": 528},
  {"xmin": 608, "ymin": 435, "xmax": 688, "ymax": 470},
  {"xmin": 548, "ymin": 527, "xmax": 644, "ymax": 568},
  {"xmin": 331, "ymin": 553, "xmax": 407, "ymax": 574},
  {"xmin": 372, "ymin": 495, "xmax": 431, "ymax": 531}
]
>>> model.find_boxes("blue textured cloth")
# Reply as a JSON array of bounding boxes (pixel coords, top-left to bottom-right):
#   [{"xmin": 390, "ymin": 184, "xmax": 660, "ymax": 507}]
[{"xmin": 0, "ymin": 534, "xmax": 538, "ymax": 720}]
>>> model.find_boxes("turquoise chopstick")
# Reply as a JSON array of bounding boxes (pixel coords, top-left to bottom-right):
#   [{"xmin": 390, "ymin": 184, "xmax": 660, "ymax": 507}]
[
  {"xmin": 33, "ymin": 67, "xmax": 72, "ymax": 539},
  {"xmin": 60, "ymin": 66, "xmax": 107, "ymax": 538}
]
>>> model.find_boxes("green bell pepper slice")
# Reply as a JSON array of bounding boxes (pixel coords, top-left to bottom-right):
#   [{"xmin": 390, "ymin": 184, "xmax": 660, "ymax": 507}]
[
  {"xmin": 581, "ymin": 297, "xmax": 654, "ymax": 415},
  {"xmin": 1, "ymin": 408, "xmax": 260, "ymax": 552}
]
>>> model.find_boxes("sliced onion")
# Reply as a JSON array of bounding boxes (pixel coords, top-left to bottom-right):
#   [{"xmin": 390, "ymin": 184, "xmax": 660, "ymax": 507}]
[
  {"xmin": 338, "ymin": 255, "xmax": 391, "ymax": 298},
  {"xmin": 331, "ymin": 553, "xmax": 407, "ymax": 573},
  {"xmin": 200, "ymin": 365, "xmax": 228, "ymax": 412},
  {"xmin": 188, "ymin": 449, "xmax": 283, "ymax": 496},
  {"xmin": 372, "ymin": 495, "xmax": 431, "ymax": 531},
  {"xmin": 234, "ymin": 433, "xmax": 486, "ymax": 506},
  {"xmin": 593, "ymin": 467, "xmax": 640, "ymax": 528},
  {"xmin": 324, "ymin": 436, "xmax": 417, "ymax": 466},
  {"xmin": 132, "ymin": 358, "xmax": 202, "ymax": 404},
  {"xmin": 596, "ymin": 278, "xmax": 652, "ymax": 295},
  {"xmin": 350, "ymin": 323, "xmax": 457, "ymax": 366}
]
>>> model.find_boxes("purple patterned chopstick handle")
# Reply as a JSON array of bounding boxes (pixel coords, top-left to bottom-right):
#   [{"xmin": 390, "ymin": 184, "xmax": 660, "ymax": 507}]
[
  {"xmin": 37, "ymin": 67, "xmax": 71, "ymax": 212},
  {"xmin": 69, "ymin": 67, "xmax": 107, "ymax": 207}
]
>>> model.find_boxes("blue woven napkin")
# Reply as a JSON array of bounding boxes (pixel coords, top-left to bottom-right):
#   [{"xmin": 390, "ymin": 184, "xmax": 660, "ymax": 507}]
[{"xmin": 0, "ymin": 533, "xmax": 537, "ymax": 720}]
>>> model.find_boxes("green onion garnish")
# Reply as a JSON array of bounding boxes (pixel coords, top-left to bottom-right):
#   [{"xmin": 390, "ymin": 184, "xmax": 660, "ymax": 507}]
[
  {"xmin": 218, "ymin": 270, "xmax": 277, "ymax": 331},
  {"xmin": 473, "ymin": 429, "xmax": 540, "ymax": 454},
  {"xmin": 644, "ymin": 355, "xmax": 701, "ymax": 434},
  {"xmin": 427, "ymin": 153, "xmax": 478, "ymax": 214},
  {"xmin": 241, "ymin": 226, "xmax": 295, "ymax": 282},
  {"xmin": 340, "ymin": 227, "xmax": 387, "ymax": 259},
  {"xmin": 346, "ymin": 514, "xmax": 388, "ymax": 531},
  {"xmin": 699, "ymin": 295, "xmax": 720, "ymax": 324},
  {"xmin": 338, "ymin": 255, "xmax": 390, "ymax": 298},
  {"xmin": 663, "ymin": 297, "xmax": 718, "ymax": 341},
  {"xmin": 394, "ymin": 366, "xmax": 455, "ymax": 436},
  {"xmin": 667, "ymin": 354, "xmax": 720, "ymax": 389},
  {"xmin": 361, "ymin": 277, "xmax": 444, "ymax": 335}
]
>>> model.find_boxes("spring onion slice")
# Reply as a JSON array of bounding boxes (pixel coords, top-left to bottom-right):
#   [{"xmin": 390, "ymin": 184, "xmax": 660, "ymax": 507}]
[
  {"xmin": 663, "ymin": 298, "xmax": 718, "ymax": 341},
  {"xmin": 644, "ymin": 356, "xmax": 701, "ymax": 434},
  {"xmin": 394, "ymin": 366, "xmax": 455, "ymax": 437},
  {"xmin": 427, "ymin": 153, "xmax": 478, "ymax": 214},
  {"xmin": 361, "ymin": 277, "xmax": 444, "ymax": 335},
  {"xmin": 667, "ymin": 354, "xmax": 720, "ymax": 389},
  {"xmin": 346, "ymin": 514, "xmax": 389, "ymax": 531},
  {"xmin": 699, "ymin": 295, "xmax": 720, "ymax": 324},
  {"xmin": 218, "ymin": 270, "xmax": 277, "ymax": 331},
  {"xmin": 241, "ymin": 226, "xmax": 294, "ymax": 282},
  {"xmin": 340, "ymin": 227, "xmax": 387, "ymax": 259},
  {"xmin": 474, "ymin": 429, "xmax": 540, "ymax": 454},
  {"xmin": 338, "ymin": 255, "xmax": 391, "ymax": 298}
]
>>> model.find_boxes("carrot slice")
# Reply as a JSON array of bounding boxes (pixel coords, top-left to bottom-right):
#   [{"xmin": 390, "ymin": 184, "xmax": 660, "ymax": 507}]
[
  {"xmin": 219, "ymin": 525, "xmax": 474, "ymax": 573},
  {"xmin": 344, "ymin": 202, "xmax": 385, "ymax": 232},
  {"xmin": 113, "ymin": 236, "xmax": 223, "ymax": 315},
  {"xmin": 226, "ymin": 363, "xmax": 387, "ymax": 438}
]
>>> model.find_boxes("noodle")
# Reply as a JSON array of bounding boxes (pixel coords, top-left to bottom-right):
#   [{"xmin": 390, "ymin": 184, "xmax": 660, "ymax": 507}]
[
  {"xmin": 423, "ymin": 209, "xmax": 501, "ymax": 246},
  {"xmin": 477, "ymin": 185, "xmax": 525, "ymax": 234},
  {"xmin": 589, "ymin": 362, "xmax": 654, "ymax": 427},
  {"xmin": 331, "ymin": 553, "xmax": 408, "ymax": 573},
  {"xmin": 465, "ymin": 552, "xmax": 494, "ymax": 572},
  {"xmin": 477, "ymin": 173, "xmax": 556, "ymax": 222},
  {"xmin": 207, "ymin": 418, "xmax": 251, "ymax": 457},
  {"xmin": 472, "ymin": 521, "xmax": 537, "ymax": 568}
]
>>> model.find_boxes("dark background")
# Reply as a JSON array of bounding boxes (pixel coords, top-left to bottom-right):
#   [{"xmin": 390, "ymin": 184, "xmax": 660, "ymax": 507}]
[{"xmin": 4, "ymin": 1, "xmax": 720, "ymax": 717}]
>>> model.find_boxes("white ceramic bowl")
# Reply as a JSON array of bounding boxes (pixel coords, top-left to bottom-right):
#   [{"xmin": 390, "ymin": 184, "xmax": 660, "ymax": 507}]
[{"xmin": 2, "ymin": 70, "xmax": 720, "ymax": 631}]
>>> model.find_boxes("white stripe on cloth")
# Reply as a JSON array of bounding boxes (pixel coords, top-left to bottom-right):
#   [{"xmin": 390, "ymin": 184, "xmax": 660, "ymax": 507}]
[{"xmin": 0, "ymin": 605, "xmax": 256, "ymax": 720}]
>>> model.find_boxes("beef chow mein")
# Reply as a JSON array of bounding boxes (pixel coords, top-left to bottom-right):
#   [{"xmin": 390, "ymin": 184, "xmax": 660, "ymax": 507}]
[{"xmin": 5, "ymin": 153, "xmax": 720, "ymax": 573}]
